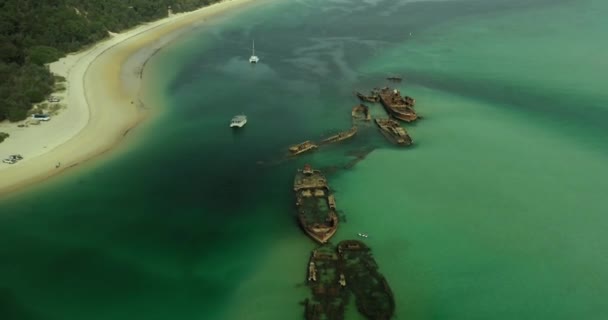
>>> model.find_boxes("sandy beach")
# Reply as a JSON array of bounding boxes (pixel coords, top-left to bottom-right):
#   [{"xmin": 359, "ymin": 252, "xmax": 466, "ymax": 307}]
[{"xmin": 0, "ymin": 0, "xmax": 255, "ymax": 196}]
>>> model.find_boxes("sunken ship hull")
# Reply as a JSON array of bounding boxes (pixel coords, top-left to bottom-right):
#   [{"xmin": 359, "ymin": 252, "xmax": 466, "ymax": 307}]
[
  {"xmin": 338, "ymin": 240, "xmax": 395, "ymax": 320},
  {"xmin": 297, "ymin": 211, "xmax": 338, "ymax": 244},
  {"xmin": 377, "ymin": 87, "xmax": 417, "ymax": 122},
  {"xmin": 294, "ymin": 165, "xmax": 339, "ymax": 244},
  {"xmin": 289, "ymin": 140, "xmax": 318, "ymax": 156},
  {"xmin": 355, "ymin": 91, "xmax": 379, "ymax": 103},
  {"xmin": 321, "ymin": 127, "xmax": 358, "ymax": 144},
  {"xmin": 375, "ymin": 118, "xmax": 413, "ymax": 146},
  {"xmin": 351, "ymin": 104, "xmax": 372, "ymax": 121},
  {"xmin": 304, "ymin": 245, "xmax": 349, "ymax": 320}
]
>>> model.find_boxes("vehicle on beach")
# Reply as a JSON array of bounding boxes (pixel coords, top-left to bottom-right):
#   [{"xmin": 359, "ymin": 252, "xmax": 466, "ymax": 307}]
[
  {"xmin": 48, "ymin": 96, "xmax": 60, "ymax": 102},
  {"xmin": 31, "ymin": 114, "xmax": 51, "ymax": 121},
  {"xmin": 2, "ymin": 154, "xmax": 23, "ymax": 164},
  {"xmin": 229, "ymin": 114, "xmax": 247, "ymax": 128}
]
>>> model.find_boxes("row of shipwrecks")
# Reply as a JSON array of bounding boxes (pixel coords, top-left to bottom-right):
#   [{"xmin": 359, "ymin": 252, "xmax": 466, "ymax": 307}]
[
  {"xmin": 289, "ymin": 82, "xmax": 418, "ymax": 157},
  {"xmin": 294, "ymin": 165, "xmax": 395, "ymax": 319},
  {"xmin": 355, "ymin": 86, "xmax": 419, "ymax": 146},
  {"xmin": 353, "ymin": 103, "xmax": 412, "ymax": 146},
  {"xmin": 294, "ymin": 83, "xmax": 417, "ymax": 319},
  {"xmin": 357, "ymin": 87, "xmax": 417, "ymax": 122},
  {"xmin": 303, "ymin": 241, "xmax": 395, "ymax": 320},
  {"xmin": 267, "ymin": 79, "xmax": 419, "ymax": 319}
]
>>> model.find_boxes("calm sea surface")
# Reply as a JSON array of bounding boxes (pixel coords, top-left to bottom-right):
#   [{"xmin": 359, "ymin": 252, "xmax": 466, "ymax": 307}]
[{"xmin": 1, "ymin": 0, "xmax": 608, "ymax": 319}]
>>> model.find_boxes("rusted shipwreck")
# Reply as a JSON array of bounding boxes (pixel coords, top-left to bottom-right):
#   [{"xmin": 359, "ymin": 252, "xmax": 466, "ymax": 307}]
[
  {"xmin": 355, "ymin": 91, "xmax": 379, "ymax": 103},
  {"xmin": 304, "ymin": 245, "xmax": 348, "ymax": 320},
  {"xmin": 321, "ymin": 127, "xmax": 357, "ymax": 144},
  {"xmin": 377, "ymin": 87, "xmax": 417, "ymax": 122},
  {"xmin": 375, "ymin": 118, "xmax": 412, "ymax": 146},
  {"xmin": 338, "ymin": 240, "xmax": 395, "ymax": 320},
  {"xmin": 289, "ymin": 140, "xmax": 318, "ymax": 156},
  {"xmin": 351, "ymin": 104, "xmax": 371, "ymax": 121},
  {"xmin": 294, "ymin": 165, "xmax": 339, "ymax": 244}
]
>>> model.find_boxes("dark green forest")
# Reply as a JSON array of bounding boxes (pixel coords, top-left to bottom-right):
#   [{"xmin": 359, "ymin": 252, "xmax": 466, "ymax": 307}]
[{"xmin": 0, "ymin": 0, "xmax": 221, "ymax": 122}]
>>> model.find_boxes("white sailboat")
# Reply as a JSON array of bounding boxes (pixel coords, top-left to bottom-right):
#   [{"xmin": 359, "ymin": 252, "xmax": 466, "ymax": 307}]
[{"xmin": 249, "ymin": 40, "xmax": 259, "ymax": 64}]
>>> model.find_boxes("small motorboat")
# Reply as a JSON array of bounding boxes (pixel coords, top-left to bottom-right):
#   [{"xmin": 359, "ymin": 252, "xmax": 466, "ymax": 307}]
[
  {"xmin": 230, "ymin": 114, "xmax": 247, "ymax": 128},
  {"xmin": 357, "ymin": 233, "xmax": 369, "ymax": 238}
]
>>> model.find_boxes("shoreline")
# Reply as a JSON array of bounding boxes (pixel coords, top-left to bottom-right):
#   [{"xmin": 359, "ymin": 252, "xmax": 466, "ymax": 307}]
[{"xmin": 0, "ymin": 0, "xmax": 256, "ymax": 198}]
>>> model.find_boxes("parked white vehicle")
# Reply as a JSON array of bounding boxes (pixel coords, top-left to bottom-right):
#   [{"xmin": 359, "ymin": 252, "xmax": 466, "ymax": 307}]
[
  {"xmin": 31, "ymin": 114, "xmax": 50, "ymax": 121},
  {"xmin": 2, "ymin": 154, "xmax": 23, "ymax": 164}
]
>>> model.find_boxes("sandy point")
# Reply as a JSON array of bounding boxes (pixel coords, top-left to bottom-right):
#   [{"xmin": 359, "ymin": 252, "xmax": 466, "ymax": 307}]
[{"xmin": 0, "ymin": 0, "xmax": 258, "ymax": 198}]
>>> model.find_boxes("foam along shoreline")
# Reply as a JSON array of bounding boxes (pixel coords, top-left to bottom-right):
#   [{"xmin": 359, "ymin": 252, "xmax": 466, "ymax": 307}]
[{"xmin": 0, "ymin": 0, "xmax": 255, "ymax": 197}]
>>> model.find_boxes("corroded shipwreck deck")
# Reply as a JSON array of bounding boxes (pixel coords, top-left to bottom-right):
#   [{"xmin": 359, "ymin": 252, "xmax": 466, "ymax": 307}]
[
  {"xmin": 289, "ymin": 140, "xmax": 318, "ymax": 156},
  {"xmin": 351, "ymin": 104, "xmax": 371, "ymax": 122},
  {"xmin": 303, "ymin": 241, "xmax": 395, "ymax": 320},
  {"xmin": 321, "ymin": 127, "xmax": 357, "ymax": 144},
  {"xmin": 377, "ymin": 87, "xmax": 417, "ymax": 122},
  {"xmin": 294, "ymin": 165, "xmax": 339, "ymax": 244},
  {"xmin": 304, "ymin": 245, "xmax": 348, "ymax": 320},
  {"xmin": 338, "ymin": 240, "xmax": 395, "ymax": 320},
  {"xmin": 375, "ymin": 118, "xmax": 413, "ymax": 146},
  {"xmin": 355, "ymin": 91, "xmax": 379, "ymax": 103}
]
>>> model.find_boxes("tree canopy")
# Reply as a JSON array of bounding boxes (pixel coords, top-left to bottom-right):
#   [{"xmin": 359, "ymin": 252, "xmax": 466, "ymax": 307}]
[{"xmin": 0, "ymin": 0, "xmax": 221, "ymax": 122}]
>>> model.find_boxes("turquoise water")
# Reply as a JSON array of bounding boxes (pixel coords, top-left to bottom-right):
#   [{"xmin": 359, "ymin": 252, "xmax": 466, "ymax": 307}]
[{"xmin": 2, "ymin": 0, "xmax": 608, "ymax": 319}]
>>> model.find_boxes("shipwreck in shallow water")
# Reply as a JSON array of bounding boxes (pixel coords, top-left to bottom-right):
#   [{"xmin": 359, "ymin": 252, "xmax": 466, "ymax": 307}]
[{"xmin": 294, "ymin": 165, "xmax": 339, "ymax": 244}]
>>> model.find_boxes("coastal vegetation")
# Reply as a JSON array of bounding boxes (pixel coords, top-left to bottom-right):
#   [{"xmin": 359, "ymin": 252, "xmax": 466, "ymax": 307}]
[
  {"xmin": 0, "ymin": 0, "xmax": 221, "ymax": 122},
  {"xmin": 0, "ymin": 132, "xmax": 8, "ymax": 143}
]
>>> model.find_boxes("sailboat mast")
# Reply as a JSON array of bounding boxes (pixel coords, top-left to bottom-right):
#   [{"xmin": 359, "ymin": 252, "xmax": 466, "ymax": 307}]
[{"xmin": 248, "ymin": 40, "xmax": 259, "ymax": 63}]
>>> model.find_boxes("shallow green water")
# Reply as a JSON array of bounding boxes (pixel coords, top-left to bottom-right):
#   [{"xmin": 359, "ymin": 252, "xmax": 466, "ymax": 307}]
[{"xmin": 2, "ymin": 0, "xmax": 608, "ymax": 319}]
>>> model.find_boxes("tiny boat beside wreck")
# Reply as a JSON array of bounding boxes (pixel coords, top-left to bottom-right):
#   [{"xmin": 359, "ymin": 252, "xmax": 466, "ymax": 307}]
[
  {"xmin": 294, "ymin": 165, "xmax": 339, "ymax": 244},
  {"xmin": 321, "ymin": 127, "xmax": 357, "ymax": 144},
  {"xmin": 377, "ymin": 87, "xmax": 417, "ymax": 122},
  {"xmin": 289, "ymin": 140, "xmax": 318, "ymax": 156},
  {"xmin": 351, "ymin": 104, "xmax": 371, "ymax": 121},
  {"xmin": 375, "ymin": 118, "xmax": 413, "ymax": 146}
]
